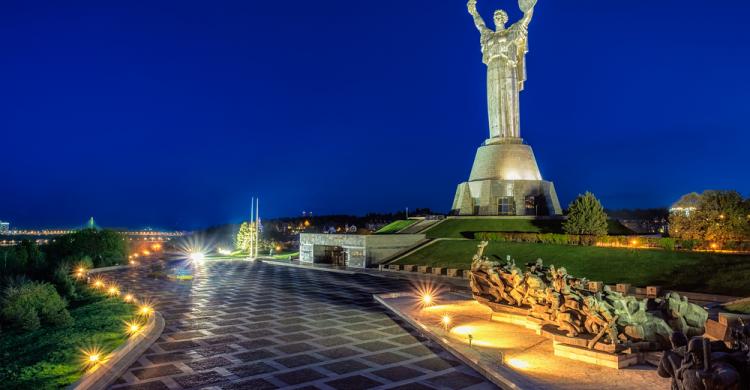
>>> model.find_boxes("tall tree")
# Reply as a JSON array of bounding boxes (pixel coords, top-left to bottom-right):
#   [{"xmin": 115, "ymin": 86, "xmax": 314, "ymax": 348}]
[
  {"xmin": 670, "ymin": 191, "xmax": 750, "ymax": 243},
  {"xmin": 563, "ymin": 192, "xmax": 609, "ymax": 236}
]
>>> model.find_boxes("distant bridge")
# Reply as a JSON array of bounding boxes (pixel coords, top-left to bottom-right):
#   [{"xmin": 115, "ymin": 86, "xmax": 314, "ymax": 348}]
[{"xmin": 0, "ymin": 229, "xmax": 185, "ymax": 247}]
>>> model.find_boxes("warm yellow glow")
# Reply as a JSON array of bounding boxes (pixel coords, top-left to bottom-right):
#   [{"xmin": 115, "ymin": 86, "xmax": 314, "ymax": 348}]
[
  {"xmin": 80, "ymin": 346, "xmax": 107, "ymax": 369},
  {"xmin": 77, "ymin": 267, "xmax": 85, "ymax": 273},
  {"xmin": 275, "ymin": 245, "xmax": 282, "ymax": 251},
  {"xmin": 441, "ymin": 315, "xmax": 451, "ymax": 328},
  {"xmin": 92, "ymin": 278, "xmax": 105, "ymax": 289},
  {"xmin": 422, "ymin": 294, "xmax": 433, "ymax": 306},
  {"xmin": 507, "ymin": 358, "xmax": 530, "ymax": 370},
  {"xmin": 143, "ymin": 250, "xmax": 151, "ymax": 256},
  {"xmin": 303, "ymin": 220, "xmax": 310, "ymax": 227},
  {"xmin": 107, "ymin": 286, "xmax": 120, "ymax": 296},
  {"xmin": 139, "ymin": 305, "xmax": 153, "ymax": 316},
  {"xmin": 719, "ymin": 214, "xmax": 725, "ymax": 220},
  {"xmin": 125, "ymin": 320, "xmax": 142, "ymax": 335},
  {"xmin": 151, "ymin": 243, "xmax": 162, "ymax": 251},
  {"xmin": 123, "ymin": 294, "xmax": 135, "ymax": 303},
  {"xmin": 710, "ymin": 243, "xmax": 719, "ymax": 250},
  {"xmin": 630, "ymin": 239, "xmax": 639, "ymax": 246},
  {"xmin": 189, "ymin": 252, "xmax": 205, "ymax": 262},
  {"xmin": 75, "ymin": 271, "xmax": 84, "ymax": 279},
  {"xmin": 132, "ymin": 253, "xmax": 139, "ymax": 258}
]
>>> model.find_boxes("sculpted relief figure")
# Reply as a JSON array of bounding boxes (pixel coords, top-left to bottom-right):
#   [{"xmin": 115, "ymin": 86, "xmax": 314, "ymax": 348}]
[{"xmin": 468, "ymin": 0, "xmax": 536, "ymax": 140}]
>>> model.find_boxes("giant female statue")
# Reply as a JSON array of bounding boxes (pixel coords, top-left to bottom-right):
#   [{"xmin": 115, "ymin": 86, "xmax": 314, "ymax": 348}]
[{"xmin": 468, "ymin": 0, "xmax": 536, "ymax": 140}]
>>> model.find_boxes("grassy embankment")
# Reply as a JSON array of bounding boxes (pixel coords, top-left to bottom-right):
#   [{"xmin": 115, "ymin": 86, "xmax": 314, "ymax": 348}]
[
  {"xmin": 376, "ymin": 220, "xmax": 418, "ymax": 234},
  {"xmin": 394, "ymin": 218, "xmax": 750, "ymax": 297},
  {"xmin": 0, "ymin": 297, "xmax": 136, "ymax": 389},
  {"xmin": 423, "ymin": 218, "xmax": 633, "ymax": 239}
]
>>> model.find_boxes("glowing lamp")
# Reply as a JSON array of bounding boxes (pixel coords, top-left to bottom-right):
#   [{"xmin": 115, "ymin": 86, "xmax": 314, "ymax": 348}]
[
  {"xmin": 441, "ymin": 315, "xmax": 451, "ymax": 330},
  {"xmin": 88, "ymin": 354, "xmax": 100, "ymax": 363},
  {"xmin": 507, "ymin": 358, "xmax": 530, "ymax": 370},
  {"xmin": 123, "ymin": 294, "xmax": 134, "ymax": 303},
  {"xmin": 139, "ymin": 305, "xmax": 153, "ymax": 316},
  {"xmin": 189, "ymin": 252, "xmax": 205, "ymax": 262},
  {"xmin": 422, "ymin": 293, "xmax": 433, "ymax": 306}
]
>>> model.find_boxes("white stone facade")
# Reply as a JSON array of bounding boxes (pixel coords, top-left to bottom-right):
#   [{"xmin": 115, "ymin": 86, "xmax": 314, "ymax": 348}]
[{"xmin": 299, "ymin": 233, "xmax": 425, "ymax": 268}]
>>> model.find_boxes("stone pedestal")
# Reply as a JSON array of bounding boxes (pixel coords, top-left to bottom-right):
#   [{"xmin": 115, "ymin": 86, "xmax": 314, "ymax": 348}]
[{"xmin": 452, "ymin": 139, "xmax": 562, "ymax": 216}]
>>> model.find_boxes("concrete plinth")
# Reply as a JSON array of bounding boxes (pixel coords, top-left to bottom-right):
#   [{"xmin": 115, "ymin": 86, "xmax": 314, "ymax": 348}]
[{"xmin": 452, "ymin": 140, "xmax": 562, "ymax": 216}]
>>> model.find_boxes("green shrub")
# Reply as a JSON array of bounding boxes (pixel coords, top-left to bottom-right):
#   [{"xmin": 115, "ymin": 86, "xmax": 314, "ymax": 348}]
[
  {"xmin": 659, "ymin": 238, "xmax": 676, "ymax": 251},
  {"xmin": 2, "ymin": 282, "xmax": 73, "ymax": 331},
  {"xmin": 52, "ymin": 263, "xmax": 77, "ymax": 299}
]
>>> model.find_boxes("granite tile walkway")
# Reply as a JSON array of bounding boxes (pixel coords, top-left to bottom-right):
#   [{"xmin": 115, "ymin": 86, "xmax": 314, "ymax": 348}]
[{"xmin": 104, "ymin": 261, "xmax": 496, "ymax": 390}]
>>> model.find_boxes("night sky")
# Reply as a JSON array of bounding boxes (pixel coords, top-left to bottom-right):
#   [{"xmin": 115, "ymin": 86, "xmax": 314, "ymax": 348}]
[{"xmin": 2, "ymin": 0, "xmax": 749, "ymax": 229}]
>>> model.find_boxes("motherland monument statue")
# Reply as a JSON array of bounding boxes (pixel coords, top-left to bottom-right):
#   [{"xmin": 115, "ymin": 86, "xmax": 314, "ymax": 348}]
[
  {"xmin": 467, "ymin": 0, "xmax": 536, "ymax": 140},
  {"xmin": 452, "ymin": 0, "xmax": 562, "ymax": 216}
]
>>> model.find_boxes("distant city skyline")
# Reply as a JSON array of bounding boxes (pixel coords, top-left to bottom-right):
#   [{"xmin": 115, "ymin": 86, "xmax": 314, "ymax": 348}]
[{"xmin": 2, "ymin": 0, "xmax": 749, "ymax": 229}]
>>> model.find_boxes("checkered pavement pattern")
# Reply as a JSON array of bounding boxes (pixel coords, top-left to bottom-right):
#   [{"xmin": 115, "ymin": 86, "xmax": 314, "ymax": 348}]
[{"xmin": 107, "ymin": 261, "xmax": 497, "ymax": 390}]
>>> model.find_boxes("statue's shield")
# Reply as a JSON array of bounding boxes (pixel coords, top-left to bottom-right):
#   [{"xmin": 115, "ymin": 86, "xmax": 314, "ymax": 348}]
[{"xmin": 519, "ymin": 0, "xmax": 537, "ymax": 13}]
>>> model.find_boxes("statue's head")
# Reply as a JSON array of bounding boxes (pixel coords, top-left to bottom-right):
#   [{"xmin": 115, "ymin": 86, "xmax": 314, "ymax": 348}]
[{"xmin": 494, "ymin": 10, "xmax": 509, "ymax": 29}]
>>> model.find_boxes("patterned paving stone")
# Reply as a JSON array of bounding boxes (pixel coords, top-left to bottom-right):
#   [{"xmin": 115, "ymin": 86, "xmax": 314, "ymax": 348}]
[
  {"xmin": 426, "ymin": 371, "xmax": 486, "ymax": 389},
  {"xmin": 228, "ymin": 362, "xmax": 278, "ymax": 378},
  {"xmin": 185, "ymin": 356, "xmax": 233, "ymax": 371},
  {"xmin": 173, "ymin": 371, "xmax": 226, "ymax": 388},
  {"xmin": 274, "ymin": 368, "xmax": 327, "ymax": 385},
  {"xmin": 316, "ymin": 346, "xmax": 361, "ymax": 359},
  {"xmin": 275, "ymin": 353, "xmax": 322, "ymax": 368},
  {"xmin": 373, "ymin": 366, "xmax": 426, "ymax": 381},
  {"xmin": 106, "ymin": 262, "xmax": 494, "ymax": 389},
  {"xmin": 219, "ymin": 378, "xmax": 278, "ymax": 390},
  {"xmin": 234, "ymin": 349, "xmax": 277, "ymax": 362},
  {"xmin": 363, "ymin": 351, "xmax": 412, "ymax": 365},
  {"xmin": 131, "ymin": 364, "xmax": 183, "ymax": 380},
  {"xmin": 321, "ymin": 359, "xmax": 371, "ymax": 375},
  {"xmin": 413, "ymin": 356, "xmax": 461, "ymax": 372},
  {"xmin": 326, "ymin": 374, "xmax": 383, "ymax": 390}
]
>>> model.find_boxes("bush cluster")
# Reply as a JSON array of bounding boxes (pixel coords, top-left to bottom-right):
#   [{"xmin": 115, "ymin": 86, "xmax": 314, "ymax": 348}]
[
  {"xmin": 474, "ymin": 232, "xmax": 749, "ymax": 252},
  {"xmin": 1, "ymin": 282, "xmax": 72, "ymax": 331},
  {"xmin": 474, "ymin": 232, "xmax": 600, "ymax": 246}
]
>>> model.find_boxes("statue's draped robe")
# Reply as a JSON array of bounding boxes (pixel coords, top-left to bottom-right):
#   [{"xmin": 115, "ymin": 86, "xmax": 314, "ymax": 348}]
[{"xmin": 480, "ymin": 23, "xmax": 528, "ymax": 139}]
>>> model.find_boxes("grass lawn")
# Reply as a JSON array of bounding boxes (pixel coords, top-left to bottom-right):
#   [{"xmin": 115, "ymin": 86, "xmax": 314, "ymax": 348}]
[
  {"xmin": 723, "ymin": 300, "xmax": 750, "ymax": 314},
  {"xmin": 424, "ymin": 218, "xmax": 633, "ymax": 239},
  {"xmin": 394, "ymin": 240, "xmax": 750, "ymax": 297},
  {"xmin": 376, "ymin": 220, "xmax": 417, "ymax": 234},
  {"xmin": 0, "ymin": 297, "xmax": 136, "ymax": 389}
]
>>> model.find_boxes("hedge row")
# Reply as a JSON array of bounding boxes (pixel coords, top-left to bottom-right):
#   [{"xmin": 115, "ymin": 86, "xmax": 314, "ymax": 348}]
[{"xmin": 472, "ymin": 232, "xmax": 748, "ymax": 252}]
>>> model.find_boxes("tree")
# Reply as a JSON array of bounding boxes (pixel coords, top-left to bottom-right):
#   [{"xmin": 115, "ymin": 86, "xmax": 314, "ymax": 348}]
[
  {"xmin": 235, "ymin": 222, "xmax": 252, "ymax": 253},
  {"xmin": 669, "ymin": 190, "xmax": 750, "ymax": 244},
  {"xmin": 563, "ymin": 192, "xmax": 609, "ymax": 236}
]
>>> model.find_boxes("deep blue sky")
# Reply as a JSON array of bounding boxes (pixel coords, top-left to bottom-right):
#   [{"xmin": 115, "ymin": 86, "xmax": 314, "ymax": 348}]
[{"xmin": 2, "ymin": 0, "xmax": 749, "ymax": 229}]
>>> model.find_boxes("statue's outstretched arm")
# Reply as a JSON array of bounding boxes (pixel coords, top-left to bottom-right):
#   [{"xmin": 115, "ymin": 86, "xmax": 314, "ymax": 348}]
[{"xmin": 467, "ymin": 0, "xmax": 489, "ymax": 33}]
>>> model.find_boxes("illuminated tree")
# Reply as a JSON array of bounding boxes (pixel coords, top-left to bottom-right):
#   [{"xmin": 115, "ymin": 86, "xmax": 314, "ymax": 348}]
[
  {"xmin": 563, "ymin": 192, "xmax": 609, "ymax": 236},
  {"xmin": 670, "ymin": 190, "xmax": 750, "ymax": 244},
  {"xmin": 235, "ymin": 222, "xmax": 252, "ymax": 253}
]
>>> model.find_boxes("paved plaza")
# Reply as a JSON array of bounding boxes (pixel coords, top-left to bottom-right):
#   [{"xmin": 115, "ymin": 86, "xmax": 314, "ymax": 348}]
[{"xmin": 106, "ymin": 261, "xmax": 496, "ymax": 390}]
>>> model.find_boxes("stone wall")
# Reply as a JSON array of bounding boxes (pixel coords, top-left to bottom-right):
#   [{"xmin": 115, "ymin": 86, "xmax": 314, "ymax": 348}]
[{"xmin": 299, "ymin": 233, "xmax": 425, "ymax": 268}]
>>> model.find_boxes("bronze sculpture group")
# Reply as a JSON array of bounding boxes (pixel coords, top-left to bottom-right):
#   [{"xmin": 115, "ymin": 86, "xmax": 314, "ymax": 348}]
[
  {"xmin": 657, "ymin": 327, "xmax": 749, "ymax": 390},
  {"xmin": 469, "ymin": 241, "xmax": 708, "ymax": 351}
]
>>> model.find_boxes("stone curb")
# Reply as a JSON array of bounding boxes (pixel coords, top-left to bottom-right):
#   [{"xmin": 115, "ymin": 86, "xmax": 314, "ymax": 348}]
[
  {"xmin": 374, "ymin": 292, "xmax": 541, "ymax": 390},
  {"xmin": 68, "ymin": 311, "xmax": 165, "ymax": 390},
  {"xmin": 88, "ymin": 265, "xmax": 132, "ymax": 274},
  {"xmin": 259, "ymin": 259, "xmax": 358, "ymax": 275}
]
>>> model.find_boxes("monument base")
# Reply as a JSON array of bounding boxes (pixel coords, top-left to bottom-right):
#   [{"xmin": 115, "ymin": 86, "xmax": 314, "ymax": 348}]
[
  {"xmin": 452, "ymin": 140, "xmax": 562, "ymax": 216},
  {"xmin": 553, "ymin": 342, "xmax": 646, "ymax": 370}
]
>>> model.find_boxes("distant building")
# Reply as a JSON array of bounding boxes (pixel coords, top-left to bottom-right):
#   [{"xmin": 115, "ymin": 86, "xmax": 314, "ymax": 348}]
[
  {"xmin": 0, "ymin": 221, "xmax": 9, "ymax": 234},
  {"xmin": 670, "ymin": 193, "xmax": 701, "ymax": 216}
]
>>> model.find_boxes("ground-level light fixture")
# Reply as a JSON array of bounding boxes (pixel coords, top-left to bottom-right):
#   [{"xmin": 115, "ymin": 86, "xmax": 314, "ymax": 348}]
[
  {"xmin": 442, "ymin": 315, "xmax": 451, "ymax": 330},
  {"xmin": 107, "ymin": 286, "xmax": 120, "ymax": 297},
  {"xmin": 125, "ymin": 320, "xmax": 143, "ymax": 336},
  {"xmin": 139, "ymin": 305, "xmax": 153, "ymax": 316},
  {"xmin": 189, "ymin": 251, "xmax": 205, "ymax": 262},
  {"xmin": 123, "ymin": 293, "xmax": 135, "ymax": 303}
]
